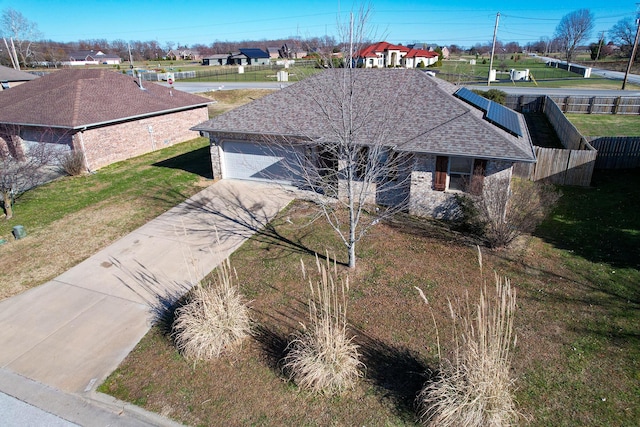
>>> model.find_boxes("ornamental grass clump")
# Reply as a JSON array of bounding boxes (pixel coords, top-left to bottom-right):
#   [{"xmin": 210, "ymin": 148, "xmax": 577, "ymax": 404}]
[
  {"xmin": 416, "ymin": 249, "xmax": 519, "ymax": 427},
  {"xmin": 172, "ymin": 258, "xmax": 251, "ymax": 361},
  {"xmin": 283, "ymin": 256, "xmax": 364, "ymax": 395}
]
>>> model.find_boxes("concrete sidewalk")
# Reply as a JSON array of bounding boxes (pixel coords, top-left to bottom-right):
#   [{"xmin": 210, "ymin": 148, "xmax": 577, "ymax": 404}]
[{"xmin": 0, "ymin": 180, "xmax": 294, "ymax": 424}]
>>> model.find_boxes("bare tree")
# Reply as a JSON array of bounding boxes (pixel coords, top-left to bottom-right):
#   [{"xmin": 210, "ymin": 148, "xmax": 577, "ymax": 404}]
[
  {"xmin": 270, "ymin": 8, "xmax": 413, "ymax": 269},
  {"xmin": 461, "ymin": 177, "xmax": 560, "ymax": 248},
  {"xmin": 0, "ymin": 8, "xmax": 42, "ymax": 68},
  {"xmin": 609, "ymin": 17, "xmax": 639, "ymax": 59},
  {"xmin": 0, "ymin": 127, "xmax": 60, "ymax": 219},
  {"xmin": 554, "ymin": 9, "xmax": 594, "ymax": 63}
]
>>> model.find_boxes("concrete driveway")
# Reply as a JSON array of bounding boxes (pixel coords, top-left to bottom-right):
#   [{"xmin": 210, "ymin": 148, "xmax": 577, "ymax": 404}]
[{"xmin": 0, "ymin": 179, "xmax": 294, "ymax": 425}]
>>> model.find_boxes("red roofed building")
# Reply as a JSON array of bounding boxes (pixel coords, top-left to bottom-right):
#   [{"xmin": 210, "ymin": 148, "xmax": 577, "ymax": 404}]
[{"xmin": 355, "ymin": 41, "xmax": 439, "ymax": 68}]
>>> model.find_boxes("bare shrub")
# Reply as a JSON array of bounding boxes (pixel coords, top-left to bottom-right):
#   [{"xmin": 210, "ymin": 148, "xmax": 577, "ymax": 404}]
[
  {"xmin": 57, "ymin": 151, "xmax": 87, "ymax": 176},
  {"xmin": 416, "ymin": 250, "xmax": 519, "ymax": 426},
  {"xmin": 461, "ymin": 177, "xmax": 560, "ymax": 248},
  {"xmin": 172, "ymin": 259, "xmax": 251, "ymax": 361},
  {"xmin": 283, "ymin": 256, "xmax": 364, "ymax": 395}
]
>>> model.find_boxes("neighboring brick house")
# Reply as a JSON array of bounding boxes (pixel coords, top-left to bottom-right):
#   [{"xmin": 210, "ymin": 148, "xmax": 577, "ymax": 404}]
[
  {"xmin": 0, "ymin": 69, "xmax": 211, "ymax": 170},
  {"xmin": 355, "ymin": 41, "xmax": 439, "ymax": 68},
  {"xmin": 193, "ymin": 69, "xmax": 536, "ymax": 218},
  {"xmin": 0, "ymin": 65, "xmax": 38, "ymax": 90}
]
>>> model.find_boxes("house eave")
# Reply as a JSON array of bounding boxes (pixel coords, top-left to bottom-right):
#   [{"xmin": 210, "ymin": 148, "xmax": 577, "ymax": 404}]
[
  {"xmin": 395, "ymin": 147, "xmax": 537, "ymax": 164},
  {"xmin": 0, "ymin": 103, "xmax": 211, "ymax": 131}
]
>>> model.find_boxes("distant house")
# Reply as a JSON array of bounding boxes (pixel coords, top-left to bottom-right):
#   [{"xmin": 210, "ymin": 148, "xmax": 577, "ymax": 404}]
[
  {"xmin": 166, "ymin": 49, "xmax": 202, "ymax": 61},
  {"xmin": 409, "ymin": 43, "xmax": 450, "ymax": 59},
  {"xmin": 202, "ymin": 54, "xmax": 230, "ymax": 66},
  {"xmin": 228, "ymin": 49, "xmax": 270, "ymax": 66},
  {"xmin": 267, "ymin": 47, "xmax": 281, "ymax": 59},
  {"xmin": 0, "ymin": 69, "xmax": 211, "ymax": 171},
  {"xmin": 279, "ymin": 44, "xmax": 308, "ymax": 59},
  {"xmin": 193, "ymin": 69, "xmax": 535, "ymax": 218},
  {"xmin": 355, "ymin": 41, "xmax": 438, "ymax": 68},
  {"xmin": 64, "ymin": 50, "xmax": 121, "ymax": 66},
  {"xmin": 0, "ymin": 65, "xmax": 38, "ymax": 90}
]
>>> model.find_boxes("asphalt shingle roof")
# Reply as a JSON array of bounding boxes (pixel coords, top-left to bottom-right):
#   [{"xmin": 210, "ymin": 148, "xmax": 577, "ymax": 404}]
[
  {"xmin": 194, "ymin": 68, "xmax": 535, "ymax": 163},
  {"xmin": 0, "ymin": 65, "xmax": 39, "ymax": 82},
  {"xmin": 0, "ymin": 69, "xmax": 211, "ymax": 129}
]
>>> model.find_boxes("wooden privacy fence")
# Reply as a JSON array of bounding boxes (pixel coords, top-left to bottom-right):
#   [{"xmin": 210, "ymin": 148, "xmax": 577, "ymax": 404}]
[
  {"xmin": 514, "ymin": 145, "xmax": 596, "ymax": 186},
  {"xmin": 511, "ymin": 95, "xmax": 597, "ymax": 186},
  {"xmin": 505, "ymin": 95, "xmax": 640, "ymax": 115},
  {"xmin": 588, "ymin": 137, "xmax": 640, "ymax": 169}
]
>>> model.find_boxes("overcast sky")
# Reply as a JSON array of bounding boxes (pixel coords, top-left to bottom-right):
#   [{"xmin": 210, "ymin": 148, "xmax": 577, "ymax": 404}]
[{"xmin": 4, "ymin": 0, "xmax": 637, "ymax": 48}]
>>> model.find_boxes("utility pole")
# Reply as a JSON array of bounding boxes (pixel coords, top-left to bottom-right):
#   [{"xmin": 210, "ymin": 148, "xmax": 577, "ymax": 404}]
[
  {"xmin": 488, "ymin": 12, "xmax": 500, "ymax": 86},
  {"xmin": 594, "ymin": 31, "xmax": 605, "ymax": 64},
  {"xmin": 622, "ymin": 4, "xmax": 640, "ymax": 90}
]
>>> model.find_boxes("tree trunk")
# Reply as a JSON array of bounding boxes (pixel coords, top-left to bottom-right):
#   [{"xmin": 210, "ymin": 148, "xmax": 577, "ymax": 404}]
[
  {"xmin": 2, "ymin": 190, "xmax": 13, "ymax": 220},
  {"xmin": 348, "ymin": 242, "xmax": 356, "ymax": 269}
]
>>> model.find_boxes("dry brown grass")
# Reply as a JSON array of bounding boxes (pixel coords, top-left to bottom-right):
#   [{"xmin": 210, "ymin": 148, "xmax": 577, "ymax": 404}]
[
  {"xmin": 417, "ymin": 251, "xmax": 519, "ymax": 427},
  {"xmin": 0, "ymin": 200, "xmax": 146, "ymax": 299},
  {"xmin": 172, "ymin": 258, "xmax": 251, "ymax": 361},
  {"xmin": 282, "ymin": 256, "xmax": 364, "ymax": 395},
  {"xmin": 205, "ymin": 89, "xmax": 275, "ymax": 116}
]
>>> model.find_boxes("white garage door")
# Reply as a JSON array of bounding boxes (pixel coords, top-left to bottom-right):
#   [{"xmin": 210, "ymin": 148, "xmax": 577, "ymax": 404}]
[{"xmin": 222, "ymin": 141, "xmax": 304, "ymax": 185}]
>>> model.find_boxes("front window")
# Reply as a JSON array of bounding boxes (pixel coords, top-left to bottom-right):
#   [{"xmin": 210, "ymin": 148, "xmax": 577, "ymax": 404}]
[
  {"xmin": 434, "ymin": 156, "xmax": 485, "ymax": 193},
  {"xmin": 447, "ymin": 157, "xmax": 473, "ymax": 191}
]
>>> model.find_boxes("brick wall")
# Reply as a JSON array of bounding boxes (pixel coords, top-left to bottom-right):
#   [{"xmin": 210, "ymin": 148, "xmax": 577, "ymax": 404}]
[
  {"xmin": 408, "ymin": 154, "xmax": 513, "ymax": 219},
  {"xmin": 79, "ymin": 107, "xmax": 209, "ymax": 170}
]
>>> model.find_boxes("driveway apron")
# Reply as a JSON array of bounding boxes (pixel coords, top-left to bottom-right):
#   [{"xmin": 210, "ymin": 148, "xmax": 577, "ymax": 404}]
[{"xmin": 0, "ymin": 180, "xmax": 294, "ymax": 394}]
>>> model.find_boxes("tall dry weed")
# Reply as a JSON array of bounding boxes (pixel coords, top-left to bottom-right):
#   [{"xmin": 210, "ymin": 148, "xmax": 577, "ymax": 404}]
[
  {"xmin": 416, "ymin": 249, "xmax": 519, "ymax": 426},
  {"xmin": 172, "ymin": 258, "xmax": 251, "ymax": 361},
  {"xmin": 283, "ymin": 255, "xmax": 364, "ymax": 395}
]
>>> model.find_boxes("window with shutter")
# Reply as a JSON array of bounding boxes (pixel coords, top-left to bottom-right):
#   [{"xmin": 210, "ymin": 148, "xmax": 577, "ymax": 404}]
[{"xmin": 434, "ymin": 156, "xmax": 485, "ymax": 193}]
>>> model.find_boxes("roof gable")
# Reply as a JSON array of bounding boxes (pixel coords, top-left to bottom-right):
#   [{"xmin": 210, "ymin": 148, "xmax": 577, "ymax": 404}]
[
  {"xmin": 194, "ymin": 69, "xmax": 535, "ymax": 163},
  {"xmin": 0, "ymin": 69, "xmax": 211, "ymax": 129}
]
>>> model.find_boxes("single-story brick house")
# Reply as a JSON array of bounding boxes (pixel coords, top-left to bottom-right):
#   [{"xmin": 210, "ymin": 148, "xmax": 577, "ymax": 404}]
[
  {"xmin": 0, "ymin": 69, "xmax": 211, "ymax": 170},
  {"xmin": 193, "ymin": 69, "xmax": 535, "ymax": 217}
]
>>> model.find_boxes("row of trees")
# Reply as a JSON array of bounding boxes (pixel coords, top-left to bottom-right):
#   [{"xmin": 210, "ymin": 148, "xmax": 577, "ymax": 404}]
[{"xmin": 3, "ymin": 6, "xmax": 638, "ymax": 70}]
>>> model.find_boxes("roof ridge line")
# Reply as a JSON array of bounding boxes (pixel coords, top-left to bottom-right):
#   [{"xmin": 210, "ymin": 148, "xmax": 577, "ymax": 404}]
[{"xmin": 71, "ymin": 76, "xmax": 84, "ymax": 127}]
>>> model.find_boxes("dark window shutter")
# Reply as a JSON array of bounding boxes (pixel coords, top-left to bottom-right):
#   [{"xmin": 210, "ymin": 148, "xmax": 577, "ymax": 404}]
[
  {"xmin": 434, "ymin": 156, "xmax": 448, "ymax": 191},
  {"xmin": 469, "ymin": 159, "xmax": 487, "ymax": 195}
]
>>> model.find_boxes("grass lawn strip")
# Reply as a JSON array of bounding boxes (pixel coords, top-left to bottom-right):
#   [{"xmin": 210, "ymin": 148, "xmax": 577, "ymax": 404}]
[
  {"xmin": 565, "ymin": 114, "xmax": 640, "ymax": 137},
  {"xmin": 0, "ymin": 137, "xmax": 213, "ymax": 300}
]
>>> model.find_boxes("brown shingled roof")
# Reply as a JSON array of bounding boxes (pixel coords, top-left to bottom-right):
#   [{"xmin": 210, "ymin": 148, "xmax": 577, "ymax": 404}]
[
  {"xmin": 0, "ymin": 69, "xmax": 211, "ymax": 129},
  {"xmin": 193, "ymin": 68, "xmax": 535, "ymax": 163}
]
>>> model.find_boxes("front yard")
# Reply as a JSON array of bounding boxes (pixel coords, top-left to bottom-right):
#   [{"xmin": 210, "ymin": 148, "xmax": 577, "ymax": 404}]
[{"xmin": 100, "ymin": 168, "xmax": 640, "ymax": 426}]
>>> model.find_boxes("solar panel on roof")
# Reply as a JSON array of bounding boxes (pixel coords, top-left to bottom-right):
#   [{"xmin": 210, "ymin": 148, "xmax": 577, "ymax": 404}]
[
  {"xmin": 486, "ymin": 103, "xmax": 523, "ymax": 137},
  {"xmin": 454, "ymin": 87, "xmax": 490, "ymax": 112}
]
